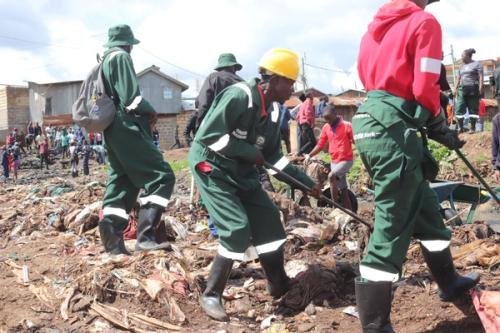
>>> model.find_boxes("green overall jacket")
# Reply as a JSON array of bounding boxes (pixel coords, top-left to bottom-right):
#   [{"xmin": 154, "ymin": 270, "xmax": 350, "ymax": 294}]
[{"xmin": 189, "ymin": 78, "xmax": 314, "ymax": 191}]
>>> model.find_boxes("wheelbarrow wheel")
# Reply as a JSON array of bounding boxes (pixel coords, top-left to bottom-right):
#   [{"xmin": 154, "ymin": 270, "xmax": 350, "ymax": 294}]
[
  {"xmin": 441, "ymin": 208, "xmax": 463, "ymax": 226},
  {"xmin": 318, "ymin": 188, "xmax": 358, "ymax": 213}
]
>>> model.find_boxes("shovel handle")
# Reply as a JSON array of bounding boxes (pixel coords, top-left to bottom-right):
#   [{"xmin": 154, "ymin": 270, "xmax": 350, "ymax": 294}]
[
  {"xmin": 264, "ymin": 161, "xmax": 373, "ymax": 231},
  {"xmin": 454, "ymin": 149, "xmax": 500, "ymax": 206}
]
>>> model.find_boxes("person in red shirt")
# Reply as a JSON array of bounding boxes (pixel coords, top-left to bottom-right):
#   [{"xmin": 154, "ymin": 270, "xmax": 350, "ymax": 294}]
[
  {"xmin": 306, "ymin": 104, "xmax": 354, "ymax": 210},
  {"xmin": 353, "ymin": 0, "xmax": 478, "ymax": 331},
  {"xmin": 39, "ymin": 139, "xmax": 50, "ymax": 170},
  {"xmin": 478, "ymin": 98, "xmax": 487, "ymax": 132},
  {"xmin": 6, "ymin": 134, "xmax": 14, "ymax": 147},
  {"xmin": 296, "ymin": 94, "xmax": 316, "ymax": 154},
  {"xmin": 88, "ymin": 132, "xmax": 95, "ymax": 145}
]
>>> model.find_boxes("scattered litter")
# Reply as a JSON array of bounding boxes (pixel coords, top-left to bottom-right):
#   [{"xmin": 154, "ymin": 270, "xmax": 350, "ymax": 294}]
[
  {"xmin": 285, "ymin": 260, "xmax": 309, "ymax": 279},
  {"xmin": 344, "ymin": 241, "xmax": 358, "ymax": 251},
  {"xmin": 342, "ymin": 305, "xmax": 359, "ymax": 318},
  {"xmin": 22, "ymin": 264, "xmax": 29, "ymax": 284},
  {"xmin": 90, "ymin": 301, "xmax": 181, "ymax": 331},
  {"xmin": 453, "ymin": 239, "xmax": 500, "ymax": 269},
  {"xmin": 277, "ymin": 264, "xmax": 356, "ymax": 316},
  {"xmin": 260, "ymin": 314, "xmax": 277, "ymax": 330},
  {"xmin": 471, "ymin": 290, "xmax": 500, "ymax": 332}
]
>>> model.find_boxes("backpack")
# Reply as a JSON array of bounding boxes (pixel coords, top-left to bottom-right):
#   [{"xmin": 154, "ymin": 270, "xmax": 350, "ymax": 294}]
[{"xmin": 72, "ymin": 51, "xmax": 122, "ymax": 132}]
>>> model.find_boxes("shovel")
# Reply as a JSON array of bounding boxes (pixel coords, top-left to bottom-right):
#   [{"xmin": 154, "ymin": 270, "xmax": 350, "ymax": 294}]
[
  {"xmin": 264, "ymin": 161, "xmax": 373, "ymax": 231},
  {"xmin": 455, "ymin": 149, "xmax": 500, "ymax": 206}
]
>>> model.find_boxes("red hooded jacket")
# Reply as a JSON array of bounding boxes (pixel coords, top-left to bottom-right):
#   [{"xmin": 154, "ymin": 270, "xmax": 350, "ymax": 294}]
[
  {"xmin": 297, "ymin": 98, "xmax": 315, "ymax": 127},
  {"xmin": 358, "ymin": 0, "xmax": 442, "ymax": 117}
]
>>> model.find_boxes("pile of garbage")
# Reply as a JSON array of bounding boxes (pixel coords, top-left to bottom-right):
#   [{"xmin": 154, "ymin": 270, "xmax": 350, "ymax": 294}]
[{"xmin": 0, "ymin": 156, "xmax": 499, "ymax": 332}]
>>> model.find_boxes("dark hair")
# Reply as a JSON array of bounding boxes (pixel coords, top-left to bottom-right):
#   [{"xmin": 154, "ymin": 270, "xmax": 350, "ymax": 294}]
[
  {"xmin": 298, "ymin": 93, "xmax": 307, "ymax": 102},
  {"xmin": 324, "ymin": 103, "xmax": 336, "ymax": 113},
  {"xmin": 464, "ymin": 48, "xmax": 476, "ymax": 57}
]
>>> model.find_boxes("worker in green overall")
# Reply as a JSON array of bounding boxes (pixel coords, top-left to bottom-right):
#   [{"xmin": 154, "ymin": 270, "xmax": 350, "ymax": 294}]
[
  {"xmin": 354, "ymin": 1, "xmax": 480, "ymax": 332},
  {"xmin": 454, "ymin": 48, "xmax": 484, "ymax": 133},
  {"xmin": 189, "ymin": 48, "xmax": 321, "ymax": 321},
  {"xmin": 99, "ymin": 24, "xmax": 175, "ymax": 255}
]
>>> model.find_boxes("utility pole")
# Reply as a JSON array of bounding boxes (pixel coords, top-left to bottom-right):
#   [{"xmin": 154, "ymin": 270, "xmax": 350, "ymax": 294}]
[
  {"xmin": 301, "ymin": 52, "xmax": 308, "ymax": 93},
  {"xmin": 450, "ymin": 44, "xmax": 457, "ymax": 89}
]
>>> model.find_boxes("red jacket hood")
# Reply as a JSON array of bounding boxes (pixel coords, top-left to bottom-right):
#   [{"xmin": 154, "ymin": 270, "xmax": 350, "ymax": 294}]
[{"xmin": 368, "ymin": 0, "xmax": 422, "ymax": 41}]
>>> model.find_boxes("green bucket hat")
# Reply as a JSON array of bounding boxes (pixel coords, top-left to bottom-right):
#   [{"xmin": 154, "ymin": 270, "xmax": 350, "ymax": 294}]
[
  {"xmin": 103, "ymin": 24, "xmax": 140, "ymax": 48},
  {"xmin": 214, "ymin": 53, "xmax": 242, "ymax": 71}
]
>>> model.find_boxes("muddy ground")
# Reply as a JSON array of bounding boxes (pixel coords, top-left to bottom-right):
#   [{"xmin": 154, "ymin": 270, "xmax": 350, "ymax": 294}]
[{"xmin": 0, "ymin": 132, "xmax": 498, "ymax": 333}]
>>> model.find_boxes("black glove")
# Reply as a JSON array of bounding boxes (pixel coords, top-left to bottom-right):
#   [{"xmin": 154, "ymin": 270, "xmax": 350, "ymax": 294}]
[{"xmin": 426, "ymin": 111, "xmax": 465, "ymax": 150}]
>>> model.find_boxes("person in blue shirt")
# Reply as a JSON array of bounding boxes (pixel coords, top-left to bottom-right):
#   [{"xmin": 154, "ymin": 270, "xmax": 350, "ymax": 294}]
[
  {"xmin": 280, "ymin": 104, "xmax": 292, "ymax": 154},
  {"xmin": 315, "ymin": 96, "xmax": 328, "ymax": 118}
]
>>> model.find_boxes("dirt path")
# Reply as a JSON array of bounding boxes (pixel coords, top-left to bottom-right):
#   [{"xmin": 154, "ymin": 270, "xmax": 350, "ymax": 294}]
[{"xmin": 0, "ymin": 135, "xmax": 498, "ymax": 333}]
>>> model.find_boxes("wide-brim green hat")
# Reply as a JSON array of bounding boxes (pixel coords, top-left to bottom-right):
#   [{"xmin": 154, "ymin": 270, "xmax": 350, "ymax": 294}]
[
  {"xmin": 103, "ymin": 24, "xmax": 140, "ymax": 48},
  {"xmin": 214, "ymin": 53, "xmax": 242, "ymax": 71}
]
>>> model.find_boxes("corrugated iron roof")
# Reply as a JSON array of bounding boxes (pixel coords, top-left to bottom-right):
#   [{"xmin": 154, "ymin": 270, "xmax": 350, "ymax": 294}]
[
  {"xmin": 137, "ymin": 65, "xmax": 189, "ymax": 92},
  {"xmin": 284, "ymin": 96, "xmax": 364, "ymax": 108}
]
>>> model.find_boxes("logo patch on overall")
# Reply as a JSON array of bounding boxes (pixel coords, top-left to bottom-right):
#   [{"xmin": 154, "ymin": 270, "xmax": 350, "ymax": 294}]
[{"xmin": 255, "ymin": 136, "xmax": 266, "ymax": 148}]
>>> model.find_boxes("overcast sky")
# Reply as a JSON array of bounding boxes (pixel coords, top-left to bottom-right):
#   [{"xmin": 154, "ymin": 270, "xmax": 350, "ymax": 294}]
[{"xmin": 0, "ymin": 0, "xmax": 498, "ymax": 97}]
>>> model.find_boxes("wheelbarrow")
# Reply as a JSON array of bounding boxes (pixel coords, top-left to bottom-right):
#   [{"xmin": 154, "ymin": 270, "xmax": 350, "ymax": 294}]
[{"xmin": 430, "ymin": 181, "xmax": 499, "ymax": 225}]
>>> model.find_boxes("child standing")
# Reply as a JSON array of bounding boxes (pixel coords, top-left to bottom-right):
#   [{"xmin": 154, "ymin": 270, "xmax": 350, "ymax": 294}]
[
  {"xmin": 39, "ymin": 139, "xmax": 50, "ymax": 170},
  {"xmin": 82, "ymin": 140, "xmax": 91, "ymax": 176},
  {"xmin": 69, "ymin": 141, "xmax": 79, "ymax": 177},
  {"xmin": 1, "ymin": 145, "xmax": 9, "ymax": 180},
  {"xmin": 478, "ymin": 98, "xmax": 487, "ymax": 132},
  {"xmin": 61, "ymin": 129, "xmax": 69, "ymax": 158},
  {"xmin": 10, "ymin": 143, "xmax": 21, "ymax": 181},
  {"xmin": 88, "ymin": 132, "xmax": 95, "ymax": 146},
  {"xmin": 95, "ymin": 132, "xmax": 102, "ymax": 146}
]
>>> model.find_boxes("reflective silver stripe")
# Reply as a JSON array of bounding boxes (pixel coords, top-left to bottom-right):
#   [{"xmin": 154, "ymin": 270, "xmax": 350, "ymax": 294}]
[
  {"xmin": 353, "ymin": 114, "xmax": 370, "ymax": 119},
  {"xmin": 107, "ymin": 50, "xmax": 127, "ymax": 61},
  {"xmin": 421, "ymin": 57, "xmax": 441, "ymax": 74},
  {"xmin": 234, "ymin": 82, "xmax": 253, "ymax": 108},
  {"xmin": 126, "ymin": 95, "xmax": 143, "ymax": 111},
  {"xmin": 271, "ymin": 102, "xmax": 280, "ymax": 123},
  {"xmin": 360, "ymin": 265, "xmax": 399, "ymax": 282},
  {"xmin": 354, "ymin": 132, "xmax": 380, "ymax": 140},
  {"xmin": 468, "ymin": 114, "xmax": 480, "ymax": 119},
  {"xmin": 102, "ymin": 207, "xmax": 128, "ymax": 220},
  {"xmin": 218, "ymin": 244, "xmax": 258, "ymax": 262},
  {"xmin": 455, "ymin": 115, "xmax": 465, "ymax": 119},
  {"xmin": 267, "ymin": 156, "xmax": 290, "ymax": 176},
  {"xmin": 232, "ymin": 128, "xmax": 248, "ymax": 139},
  {"xmin": 255, "ymin": 239, "xmax": 286, "ymax": 254},
  {"xmin": 139, "ymin": 195, "xmax": 169, "ymax": 208},
  {"xmin": 420, "ymin": 240, "xmax": 450, "ymax": 252},
  {"xmin": 208, "ymin": 134, "xmax": 230, "ymax": 152}
]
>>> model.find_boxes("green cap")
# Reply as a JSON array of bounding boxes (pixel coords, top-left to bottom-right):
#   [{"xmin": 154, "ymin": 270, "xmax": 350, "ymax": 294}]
[
  {"xmin": 103, "ymin": 24, "xmax": 140, "ymax": 48},
  {"xmin": 214, "ymin": 53, "xmax": 242, "ymax": 71}
]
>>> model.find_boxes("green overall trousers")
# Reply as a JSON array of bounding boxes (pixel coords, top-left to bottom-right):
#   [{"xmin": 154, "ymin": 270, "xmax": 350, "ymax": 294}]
[
  {"xmin": 455, "ymin": 87, "xmax": 480, "ymax": 130},
  {"xmin": 189, "ymin": 79, "xmax": 315, "ymax": 261},
  {"xmin": 101, "ymin": 48, "xmax": 175, "ymax": 228},
  {"xmin": 352, "ymin": 90, "xmax": 451, "ymax": 281}
]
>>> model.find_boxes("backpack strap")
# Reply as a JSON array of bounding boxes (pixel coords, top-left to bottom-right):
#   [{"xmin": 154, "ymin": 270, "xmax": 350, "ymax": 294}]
[{"xmin": 98, "ymin": 48, "xmax": 127, "ymax": 104}]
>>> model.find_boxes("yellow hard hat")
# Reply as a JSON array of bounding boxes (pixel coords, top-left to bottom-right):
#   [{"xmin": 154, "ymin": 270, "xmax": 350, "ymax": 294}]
[{"xmin": 259, "ymin": 48, "xmax": 300, "ymax": 81}]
